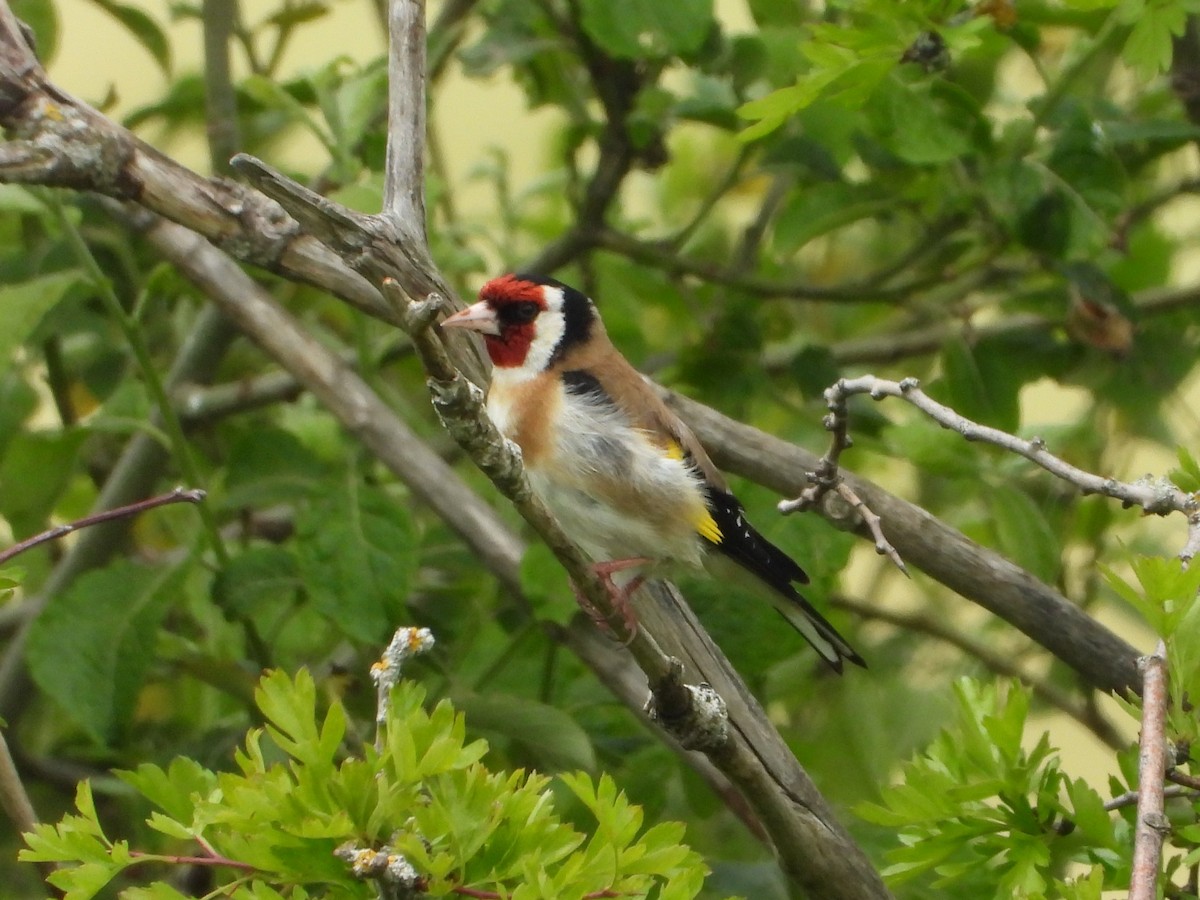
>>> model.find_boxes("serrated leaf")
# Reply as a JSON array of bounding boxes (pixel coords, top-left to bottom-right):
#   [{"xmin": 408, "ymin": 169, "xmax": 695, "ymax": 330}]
[
  {"xmin": 26, "ymin": 560, "xmax": 182, "ymax": 743},
  {"xmin": 1066, "ymin": 777, "xmax": 1114, "ymax": 846},
  {"xmin": 118, "ymin": 757, "xmax": 217, "ymax": 824},
  {"xmin": 256, "ymin": 668, "xmax": 322, "ymax": 757},
  {"xmin": 295, "ymin": 482, "xmax": 415, "ymax": 643},
  {"xmin": 578, "ymin": 0, "xmax": 713, "ymax": 60},
  {"xmin": 88, "ymin": 0, "xmax": 171, "ymax": 73},
  {"xmin": 1122, "ymin": 0, "xmax": 1187, "ymax": 79},
  {"xmin": 1171, "ymin": 446, "xmax": 1200, "ymax": 493},
  {"xmin": 46, "ymin": 860, "xmax": 119, "ymax": 900},
  {"xmin": 212, "ymin": 545, "xmax": 302, "ymax": 616}
]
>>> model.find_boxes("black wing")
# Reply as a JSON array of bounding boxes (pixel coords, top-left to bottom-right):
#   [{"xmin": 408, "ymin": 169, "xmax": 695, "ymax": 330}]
[{"xmin": 703, "ymin": 485, "xmax": 866, "ymax": 672}]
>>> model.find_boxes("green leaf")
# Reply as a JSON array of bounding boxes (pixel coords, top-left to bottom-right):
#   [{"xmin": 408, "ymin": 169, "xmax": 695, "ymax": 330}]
[
  {"xmin": 771, "ymin": 182, "xmax": 891, "ymax": 256},
  {"xmin": 578, "ymin": 0, "xmax": 714, "ymax": 59},
  {"xmin": 10, "ymin": 0, "xmax": 58, "ymax": 63},
  {"xmin": 212, "ymin": 545, "xmax": 303, "ymax": 617},
  {"xmin": 0, "ymin": 270, "xmax": 85, "ymax": 374},
  {"xmin": 1065, "ymin": 777, "xmax": 1114, "ymax": 846},
  {"xmin": 46, "ymin": 860, "xmax": 120, "ymax": 900},
  {"xmin": 0, "ymin": 372, "xmax": 37, "ymax": 459},
  {"xmin": 985, "ymin": 484, "xmax": 1061, "ymax": 584},
  {"xmin": 121, "ymin": 885, "xmax": 193, "ymax": 900},
  {"xmin": 222, "ymin": 426, "xmax": 328, "ymax": 508},
  {"xmin": 933, "ymin": 338, "xmax": 1020, "ymax": 433},
  {"xmin": 0, "ymin": 428, "xmax": 88, "ymax": 538},
  {"xmin": 0, "ymin": 183, "xmax": 51, "ymax": 215},
  {"xmin": 88, "ymin": 0, "xmax": 171, "ymax": 73},
  {"xmin": 455, "ymin": 692, "xmax": 597, "ymax": 772},
  {"xmin": 240, "ymin": 75, "xmax": 334, "ymax": 154},
  {"xmin": 260, "ymin": 0, "xmax": 329, "ymax": 29},
  {"xmin": 1170, "ymin": 446, "xmax": 1200, "ymax": 493},
  {"xmin": 0, "ymin": 565, "xmax": 23, "ymax": 603},
  {"xmin": 518, "ymin": 541, "xmax": 575, "ymax": 625},
  {"xmin": 294, "ymin": 482, "xmax": 416, "ymax": 643},
  {"xmin": 26, "ymin": 560, "xmax": 183, "ymax": 743},
  {"xmin": 118, "ymin": 757, "xmax": 218, "ymax": 825},
  {"xmin": 883, "ymin": 422, "xmax": 980, "ymax": 479},
  {"xmin": 866, "ymin": 76, "xmax": 974, "ymax": 164},
  {"xmin": 1121, "ymin": 0, "xmax": 1187, "ymax": 79}
]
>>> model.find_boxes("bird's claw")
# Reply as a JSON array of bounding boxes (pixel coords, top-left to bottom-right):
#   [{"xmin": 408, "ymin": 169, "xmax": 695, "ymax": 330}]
[{"xmin": 572, "ymin": 558, "xmax": 649, "ymax": 646}]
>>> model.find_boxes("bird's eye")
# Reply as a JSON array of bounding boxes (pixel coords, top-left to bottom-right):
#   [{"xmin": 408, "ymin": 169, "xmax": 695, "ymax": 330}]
[{"xmin": 506, "ymin": 302, "xmax": 540, "ymax": 324}]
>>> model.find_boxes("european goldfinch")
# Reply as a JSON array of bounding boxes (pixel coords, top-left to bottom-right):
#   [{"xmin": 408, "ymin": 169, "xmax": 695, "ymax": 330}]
[{"xmin": 441, "ymin": 273, "xmax": 864, "ymax": 672}]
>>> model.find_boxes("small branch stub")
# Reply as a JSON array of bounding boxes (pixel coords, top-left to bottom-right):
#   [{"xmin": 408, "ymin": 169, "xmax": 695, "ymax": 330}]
[
  {"xmin": 0, "ymin": 487, "xmax": 206, "ymax": 566},
  {"xmin": 646, "ymin": 659, "xmax": 731, "ymax": 752},
  {"xmin": 335, "ymin": 842, "xmax": 424, "ymax": 900},
  {"xmin": 372, "ymin": 626, "xmax": 436, "ymax": 748}
]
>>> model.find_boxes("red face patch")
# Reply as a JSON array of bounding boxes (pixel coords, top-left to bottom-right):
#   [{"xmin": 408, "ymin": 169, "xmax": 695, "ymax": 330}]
[
  {"xmin": 478, "ymin": 274, "xmax": 547, "ymax": 368},
  {"xmin": 483, "ymin": 327, "xmax": 535, "ymax": 368}
]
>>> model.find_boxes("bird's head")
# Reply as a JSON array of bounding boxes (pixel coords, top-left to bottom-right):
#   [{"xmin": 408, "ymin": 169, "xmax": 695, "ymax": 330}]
[{"xmin": 440, "ymin": 273, "xmax": 597, "ymax": 371}]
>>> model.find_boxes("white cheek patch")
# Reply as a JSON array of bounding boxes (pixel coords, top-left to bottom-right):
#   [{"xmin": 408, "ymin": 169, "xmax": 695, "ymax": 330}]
[{"xmin": 522, "ymin": 285, "xmax": 566, "ymax": 374}]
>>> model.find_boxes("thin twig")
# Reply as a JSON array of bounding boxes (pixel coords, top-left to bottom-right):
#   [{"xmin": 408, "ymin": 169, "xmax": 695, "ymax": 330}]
[
  {"xmin": 128, "ymin": 848, "xmax": 258, "ymax": 873},
  {"xmin": 806, "ymin": 376, "xmax": 1200, "ymax": 562},
  {"xmin": 0, "ymin": 728, "xmax": 52, "ymax": 885},
  {"xmin": 1129, "ymin": 642, "xmax": 1169, "ymax": 900},
  {"xmin": 777, "ymin": 381, "xmax": 907, "ymax": 574},
  {"xmin": 0, "ymin": 488, "xmax": 206, "ymax": 566},
  {"xmin": 1167, "ymin": 769, "xmax": 1200, "ymax": 791}
]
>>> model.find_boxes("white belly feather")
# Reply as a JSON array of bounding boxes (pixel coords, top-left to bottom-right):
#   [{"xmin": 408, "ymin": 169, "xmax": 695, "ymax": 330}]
[{"xmin": 488, "ymin": 371, "xmax": 707, "ymax": 568}]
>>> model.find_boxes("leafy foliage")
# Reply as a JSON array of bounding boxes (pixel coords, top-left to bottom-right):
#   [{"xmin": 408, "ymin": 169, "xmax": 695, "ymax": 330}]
[
  {"xmin": 2, "ymin": 0, "xmax": 1200, "ymax": 896},
  {"xmin": 21, "ymin": 668, "xmax": 708, "ymax": 899},
  {"xmin": 859, "ymin": 679, "xmax": 1124, "ymax": 897}
]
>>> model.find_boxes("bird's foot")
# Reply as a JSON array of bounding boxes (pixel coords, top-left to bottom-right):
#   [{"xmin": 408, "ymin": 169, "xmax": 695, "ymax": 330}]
[{"xmin": 572, "ymin": 557, "xmax": 650, "ymax": 646}]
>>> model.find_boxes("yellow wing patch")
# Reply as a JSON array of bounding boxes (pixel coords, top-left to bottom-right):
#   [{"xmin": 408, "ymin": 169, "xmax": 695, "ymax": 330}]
[
  {"xmin": 694, "ymin": 507, "xmax": 723, "ymax": 544},
  {"xmin": 660, "ymin": 439, "xmax": 722, "ymax": 542}
]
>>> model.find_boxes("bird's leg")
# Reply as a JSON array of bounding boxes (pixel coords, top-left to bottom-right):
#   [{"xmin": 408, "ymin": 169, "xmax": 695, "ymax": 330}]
[{"xmin": 572, "ymin": 557, "xmax": 651, "ymax": 644}]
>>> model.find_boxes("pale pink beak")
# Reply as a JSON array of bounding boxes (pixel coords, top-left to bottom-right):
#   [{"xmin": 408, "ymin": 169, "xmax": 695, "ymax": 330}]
[{"xmin": 441, "ymin": 301, "xmax": 500, "ymax": 336}]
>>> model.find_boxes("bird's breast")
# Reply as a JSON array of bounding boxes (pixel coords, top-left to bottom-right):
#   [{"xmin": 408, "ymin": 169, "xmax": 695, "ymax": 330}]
[{"xmin": 486, "ymin": 368, "xmax": 561, "ymax": 467}]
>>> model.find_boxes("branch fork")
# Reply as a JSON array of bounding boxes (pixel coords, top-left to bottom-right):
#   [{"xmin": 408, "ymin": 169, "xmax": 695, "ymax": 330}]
[
  {"xmin": 778, "ymin": 379, "xmax": 908, "ymax": 574},
  {"xmin": 806, "ymin": 374, "xmax": 1200, "ymax": 566}
]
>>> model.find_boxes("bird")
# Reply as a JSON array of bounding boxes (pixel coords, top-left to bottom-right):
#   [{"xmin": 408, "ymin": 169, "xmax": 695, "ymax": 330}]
[{"xmin": 440, "ymin": 272, "xmax": 864, "ymax": 672}]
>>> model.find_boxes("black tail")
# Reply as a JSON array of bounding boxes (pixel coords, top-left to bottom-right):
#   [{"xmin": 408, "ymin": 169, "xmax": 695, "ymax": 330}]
[{"xmin": 704, "ymin": 486, "xmax": 865, "ymax": 672}]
